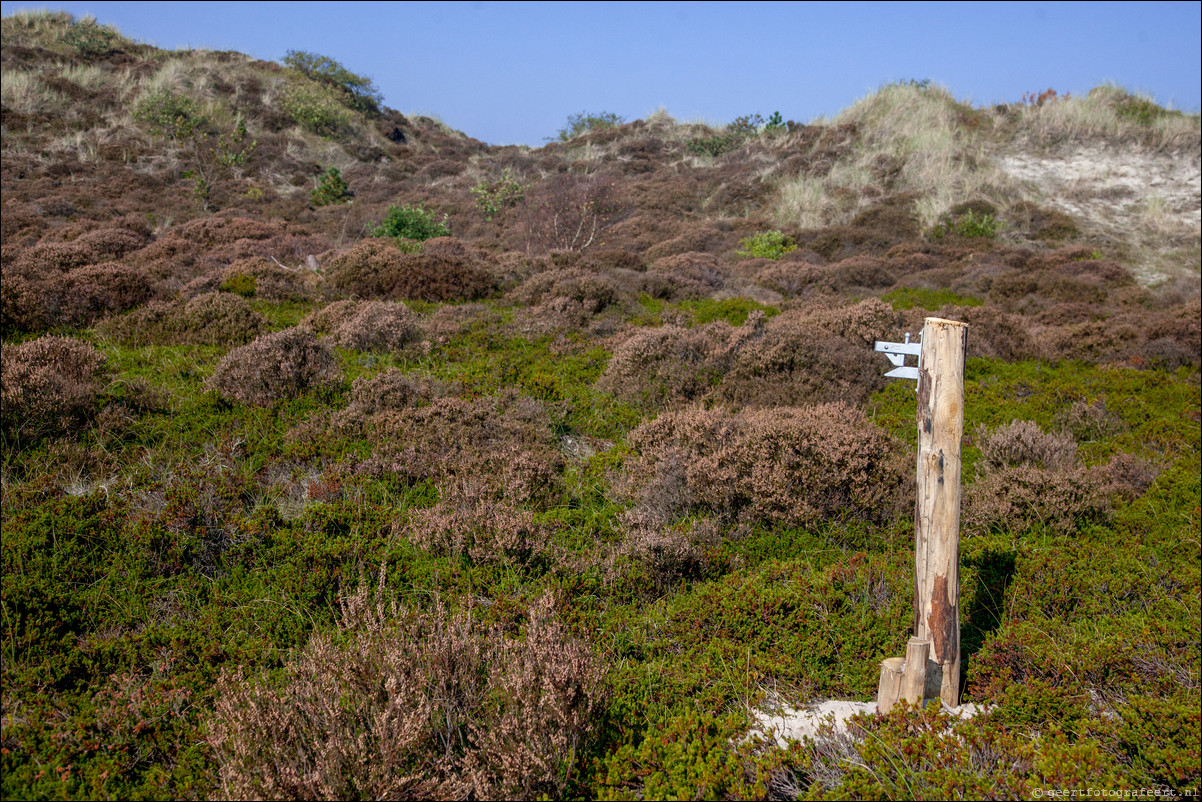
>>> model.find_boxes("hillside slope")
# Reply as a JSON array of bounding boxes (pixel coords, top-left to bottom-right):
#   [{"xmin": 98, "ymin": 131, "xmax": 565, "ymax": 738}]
[{"xmin": 2, "ymin": 11, "xmax": 1199, "ymax": 801}]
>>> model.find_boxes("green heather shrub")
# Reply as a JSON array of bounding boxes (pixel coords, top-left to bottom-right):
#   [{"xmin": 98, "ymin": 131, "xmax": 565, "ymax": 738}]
[
  {"xmin": 369, "ymin": 203, "xmax": 450, "ymax": 243},
  {"xmin": 208, "ymin": 581, "xmax": 602, "ymax": 800},
  {"xmin": 0, "ymin": 335, "xmax": 108, "ymax": 441},
  {"xmin": 282, "ymin": 50, "xmax": 383, "ymax": 116},
  {"xmin": 556, "ymin": 110, "xmax": 623, "ymax": 141},
  {"xmin": 310, "ymin": 166, "xmax": 352, "ymax": 206},
  {"xmin": 881, "ymin": 286, "xmax": 983, "ymax": 311},
  {"xmin": 133, "ymin": 88, "xmax": 202, "ymax": 141},
  {"xmin": 205, "ymin": 327, "xmax": 341, "ymax": 406},
  {"xmin": 218, "ymin": 272, "xmax": 256, "ymax": 297},
  {"xmin": 736, "ymin": 230, "xmax": 797, "ymax": 260}
]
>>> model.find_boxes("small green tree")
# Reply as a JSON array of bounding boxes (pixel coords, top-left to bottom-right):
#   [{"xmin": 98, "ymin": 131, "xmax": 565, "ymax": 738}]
[
  {"xmin": 471, "ymin": 174, "xmax": 525, "ymax": 220},
  {"xmin": 283, "ymin": 50, "xmax": 383, "ymax": 115},
  {"xmin": 311, "ymin": 167, "xmax": 353, "ymax": 206}
]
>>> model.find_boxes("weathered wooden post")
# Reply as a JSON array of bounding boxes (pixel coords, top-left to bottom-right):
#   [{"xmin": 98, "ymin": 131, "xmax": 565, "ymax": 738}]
[{"xmin": 874, "ymin": 317, "xmax": 968, "ymax": 710}]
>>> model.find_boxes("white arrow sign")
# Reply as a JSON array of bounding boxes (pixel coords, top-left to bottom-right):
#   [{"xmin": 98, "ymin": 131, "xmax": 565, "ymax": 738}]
[{"xmin": 874, "ymin": 332, "xmax": 922, "ymax": 382}]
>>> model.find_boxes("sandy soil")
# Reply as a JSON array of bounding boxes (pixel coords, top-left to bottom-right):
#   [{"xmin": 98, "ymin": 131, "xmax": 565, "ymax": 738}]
[
  {"xmin": 996, "ymin": 146, "xmax": 1201, "ymax": 285},
  {"xmin": 750, "ymin": 699, "xmax": 986, "ymax": 748}
]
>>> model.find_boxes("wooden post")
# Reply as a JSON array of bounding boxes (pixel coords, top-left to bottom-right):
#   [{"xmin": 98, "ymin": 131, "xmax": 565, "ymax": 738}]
[
  {"xmin": 876, "ymin": 657, "xmax": 904, "ymax": 714},
  {"xmin": 913, "ymin": 317, "xmax": 968, "ymax": 705},
  {"xmin": 900, "ymin": 637, "xmax": 930, "ymax": 705}
]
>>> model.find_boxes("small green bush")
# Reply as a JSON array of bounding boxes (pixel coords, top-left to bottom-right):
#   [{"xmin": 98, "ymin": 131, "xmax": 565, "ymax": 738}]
[
  {"xmin": 736, "ymin": 230, "xmax": 796, "ymax": 260},
  {"xmin": 369, "ymin": 203, "xmax": 450, "ymax": 243},
  {"xmin": 556, "ymin": 110, "xmax": 623, "ymax": 141},
  {"xmin": 310, "ymin": 167, "xmax": 352, "ymax": 206},
  {"xmin": 133, "ymin": 88, "xmax": 202, "ymax": 141},
  {"xmin": 471, "ymin": 174, "xmax": 525, "ymax": 220}
]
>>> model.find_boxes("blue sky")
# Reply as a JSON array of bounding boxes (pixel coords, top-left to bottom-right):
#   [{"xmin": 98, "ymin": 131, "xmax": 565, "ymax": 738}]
[{"xmin": 2, "ymin": 1, "xmax": 1199, "ymax": 146}]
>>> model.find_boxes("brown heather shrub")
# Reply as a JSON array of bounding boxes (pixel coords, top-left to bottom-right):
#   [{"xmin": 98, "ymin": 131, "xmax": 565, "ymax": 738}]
[
  {"xmin": 975, "ymin": 420, "xmax": 1078, "ymax": 474},
  {"xmin": 357, "ymin": 392, "xmax": 564, "ymax": 508},
  {"xmin": 643, "ymin": 252, "xmax": 726, "ymax": 301},
  {"xmin": 719, "ymin": 298, "xmax": 902, "ymax": 407},
  {"xmin": 325, "ymin": 238, "xmax": 496, "ymax": 302},
  {"xmin": 615, "ymin": 508, "xmax": 711, "ymax": 591},
  {"xmin": 9, "ymin": 239, "xmax": 95, "ymax": 278},
  {"xmin": 597, "ymin": 322, "xmax": 735, "ymax": 410},
  {"xmin": 206, "ymin": 328, "xmax": 341, "ymax": 407},
  {"xmin": 74, "ymin": 226, "xmax": 150, "ymax": 261},
  {"xmin": 0, "ymin": 273, "xmax": 47, "ymax": 334},
  {"xmin": 1052, "ymin": 399, "xmax": 1128, "ymax": 442},
  {"xmin": 625, "ymin": 403, "xmax": 910, "ymax": 529},
  {"xmin": 208, "ymin": 579, "xmax": 603, "ymax": 801},
  {"xmin": 43, "ymin": 262, "xmax": 156, "ymax": 327},
  {"xmin": 406, "ymin": 494, "xmax": 554, "ymax": 568},
  {"xmin": 963, "ymin": 465, "xmax": 1110, "ymax": 536},
  {"xmin": 1, "ymin": 335, "xmax": 108, "ymax": 441},
  {"xmin": 219, "ymin": 256, "xmax": 315, "ymax": 301},
  {"xmin": 326, "ymin": 300, "xmax": 422, "ymax": 353},
  {"xmin": 169, "ymin": 216, "xmax": 280, "ymax": 245},
  {"xmin": 1039, "ymin": 319, "xmax": 1141, "ymax": 363},
  {"xmin": 938, "ymin": 304, "xmax": 1042, "ymax": 362},
  {"xmin": 96, "ymin": 292, "xmax": 267, "ymax": 347},
  {"xmin": 507, "ymin": 267, "xmax": 621, "ymax": 312}
]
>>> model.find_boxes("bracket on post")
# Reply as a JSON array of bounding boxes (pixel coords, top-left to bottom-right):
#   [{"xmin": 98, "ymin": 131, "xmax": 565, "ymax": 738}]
[{"xmin": 875, "ymin": 332, "xmax": 922, "ymax": 385}]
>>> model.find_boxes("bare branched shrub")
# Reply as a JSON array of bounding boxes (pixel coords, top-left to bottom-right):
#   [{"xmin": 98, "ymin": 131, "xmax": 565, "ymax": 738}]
[
  {"xmin": 1, "ymin": 335, "xmax": 108, "ymax": 441},
  {"xmin": 625, "ymin": 403, "xmax": 910, "ymax": 528},
  {"xmin": 206, "ymin": 327, "xmax": 341, "ymax": 406},
  {"xmin": 976, "ymin": 419, "xmax": 1077, "ymax": 474},
  {"xmin": 208, "ymin": 578, "xmax": 603, "ymax": 801},
  {"xmin": 325, "ymin": 238, "xmax": 496, "ymax": 302},
  {"xmin": 520, "ymin": 174, "xmax": 624, "ymax": 254}
]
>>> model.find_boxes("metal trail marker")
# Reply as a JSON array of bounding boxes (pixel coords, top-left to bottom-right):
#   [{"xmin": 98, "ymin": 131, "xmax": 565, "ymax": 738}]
[{"xmin": 874, "ymin": 317, "xmax": 968, "ymax": 712}]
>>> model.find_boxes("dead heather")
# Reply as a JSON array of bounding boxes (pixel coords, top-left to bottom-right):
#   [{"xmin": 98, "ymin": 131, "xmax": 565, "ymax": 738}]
[{"xmin": 1, "ymin": 10, "xmax": 1199, "ymax": 801}]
